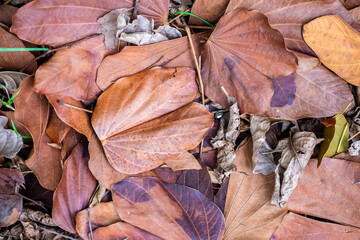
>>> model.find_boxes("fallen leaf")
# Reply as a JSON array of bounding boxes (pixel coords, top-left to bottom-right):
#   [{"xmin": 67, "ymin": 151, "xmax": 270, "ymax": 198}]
[
  {"xmin": 0, "ymin": 27, "xmax": 36, "ymax": 73},
  {"xmin": 176, "ymin": 159, "xmax": 214, "ymax": 201},
  {"xmin": 61, "ymin": 128, "xmax": 85, "ymax": 162},
  {"xmin": 250, "ymin": 115, "xmax": 271, "ymax": 170},
  {"xmin": 34, "ymin": 35, "xmax": 112, "ymax": 101},
  {"xmin": 10, "ymin": 0, "xmax": 170, "ymax": 46},
  {"xmin": 52, "ymin": 140, "xmax": 97, "ymax": 234},
  {"xmin": 0, "ymin": 71, "xmax": 28, "ymax": 96},
  {"xmin": 0, "ymin": 111, "xmax": 30, "ymax": 138},
  {"xmin": 0, "ymin": 116, "xmax": 23, "ymax": 159},
  {"xmin": 14, "ymin": 76, "xmax": 62, "ymax": 190},
  {"xmin": 0, "ymin": 168, "xmax": 24, "ymax": 227},
  {"xmin": 350, "ymin": 6, "xmax": 360, "ymax": 20},
  {"xmin": 318, "ymin": 113, "xmax": 349, "ymax": 165},
  {"xmin": 47, "ymin": 95, "xmax": 93, "ymax": 140},
  {"xmin": 295, "ymin": 52, "xmax": 320, "ymax": 73},
  {"xmin": 0, "ymin": 5, "xmax": 17, "ymax": 27},
  {"xmin": 92, "ymin": 221, "xmax": 162, "ymax": 240},
  {"xmin": 75, "ymin": 201, "xmax": 121, "ymax": 240},
  {"xmin": 271, "ymin": 132, "xmax": 322, "ymax": 207},
  {"xmin": 45, "ymin": 109, "xmax": 71, "ymax": 144},
  {"xmin": 226, "ymin": 0, "xmax": 360, "ymax": 56},
  {"xmin": 201, "ymin": 9, "xmax": 298, "ymax": 115},
  {"xmin": 288, "ymin": 157, "xmax": 360, "ymax": 228},
  {"xmin": 214, "ymin": 177, "xmax": 229, "ymax": 213},
  {"xmin": 223, "ymin": 139, "xmax": 287, "ymax": 239},
  {"xmin": 345, "ymin": 0, "xmax": 360, "ymax": 9},
  {"xmin": 190, "ymin": 0, "xmax": 230, "ymax": 25},
  {"xmin": 96, "ymin": 34, "xmax": 203, "ymax": 90},
  {"xmin": 271, "ymin": 212, "xmax": 360, "ymax": 240},
  {"xmin": 211, "ymin": 92, "xmax": 241, "ymax": 182},
  {"xmin": 112, "ymin": 177, "xmax": 225, "ymax": 239},
  {"xmin": 98, "ymin": 9, "xmax": 181, "ymax": 48},
  {"xmin": 303, "ymin": 15, "xmax": 360, "ymax": 85},
  {"xmin": 92, "ymin": 67, "xmax": 213, "ymax": 174},
  {"xmin": 164, "ymin": 152, "xmax": 202, "ymax": 171},
  {"xmin": 253, "ymin": 142, "xmax": 277, "ymax": 175}
]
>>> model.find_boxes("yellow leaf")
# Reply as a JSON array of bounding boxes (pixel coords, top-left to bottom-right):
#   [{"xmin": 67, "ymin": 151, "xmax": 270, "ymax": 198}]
[{"xmin": 303, "ymin": 15, "xmax": 360, "ymax": 86}]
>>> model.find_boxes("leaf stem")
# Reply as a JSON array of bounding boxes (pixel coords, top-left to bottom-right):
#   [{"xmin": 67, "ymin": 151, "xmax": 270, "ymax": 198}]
[
  {"xmin": 0, "ymin": 48, "xmax": 49, "ymax": 52},
  {"xmin": 174, "ymin": 11, "xmax": 214, "ymax": 27}
]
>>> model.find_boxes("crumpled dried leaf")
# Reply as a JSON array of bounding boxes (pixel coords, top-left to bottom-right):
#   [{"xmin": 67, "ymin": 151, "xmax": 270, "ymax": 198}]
[
  {"xmin": 96, "ymin": 34, "xmax": 203, "ymax": 90},
  {"xmin": 0, "ymin": 168, "xmax": 24, "ymax": 227},
  {"xmin": 271, "ymin": 132, "xmax": 323, "ymax": 207},
  {"xmin": 170, "ymin": 0, "xmax": 192, "ymax": 13},
  {"xmin": 303, "ymin": 15, "xmax": 360, "ymax": 86},
  {"xmin": 318, "ymin": 114, "xmax": 349, "ymax": 165},
  {"xmin": 92, "ymin": 67, "xmax": 213, "ymax": 174},
  {"xmin": 98, "ymin": 9, "xmax": 181, "ymax": 49},
  {"xmin": 272, "ymin": 212, "xmax": 360, "ymax": 239},
  {"xmin": 14, "ymin": 76, "xmax": 62, "ymax": 190},
  {"xmin": 211, "ymin": 92, "xmax": 240, "ymax": 183},
  {"xmin": 0, "ymin": 71, "xmax": 28, "ymax": 96},
  {"xmin": 0, "ymin": 27, "xmax": 36, "ymax": 73},
  {"xmin": 112, "ymin": 177, "xmax": 225, "ymax": 239},
  {"xmin": 75, "ymin": 201, "xmax": 121, "ymax": 240},
  {"xmin": 0, "ymin": 116, "xmax": 23, "ymax": 159},
  {"xmin": 250, "ymin": 115, "xmax": 271, "ymax": 171},
  {"xmin": 253, "ymin": 142, "xmax": 277, "ymax": 175},
  {"xmin": 349, "ymin": 141, "xmax": 360, "ymax": 156}
]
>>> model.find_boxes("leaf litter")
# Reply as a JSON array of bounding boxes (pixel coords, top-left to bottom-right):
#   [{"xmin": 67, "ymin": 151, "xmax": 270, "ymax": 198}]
[{"xmin": 1, "ymin": 0, "xmax": 360, "ymax": 239}]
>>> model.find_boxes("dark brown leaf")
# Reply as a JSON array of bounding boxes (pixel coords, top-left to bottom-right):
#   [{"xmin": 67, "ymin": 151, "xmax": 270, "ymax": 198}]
[
  {"xmin": 46, "ymin": 109, "xmax": 71, "ymax": 144},
  {"xmin": 14, "ymin": 76, "xmax": 62, "ymax": 190},
  {"xmin": 112, "ymin": 177, "xmax": 225, "ymax": 239},
  {"xmin": 0, "ymin": 27, "xmax": 36, "ymax": 73},
  {"xmin": 190, "ymin": 0, "xmax": 230, "ymax": 25},
  {"xmin": 0, "ymin": 5, "xmax": 17, "ymax": 27},
  {"xmin": 52, "ymin": 140, "xmax": 97, "ymax": 234}
]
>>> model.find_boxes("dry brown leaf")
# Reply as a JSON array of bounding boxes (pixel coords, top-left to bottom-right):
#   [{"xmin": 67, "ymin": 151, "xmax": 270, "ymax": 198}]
[
  {"xmin": 14, "ymin": 76, "xmax": 62, "ymax": 190},
  {"xmin": 271, "ymin": 132, "xmax": 323, "ymax": 207},
  {"xmin": 0, "ymin": 5, "xmax": 17, "ymax": 27},
  {"xmin": 303, "ymin": 15, "xmax": 360, "ymax": 86},
  {"xmin": 288, "ymin": 157, "xmax": 360, "ymax": 228},
  {"xmin": 350, "ymin": 6, "xmax": 360, "ymax": 20},
  {"xmin": 226, "ymin": 0, "xmax": 360, "ymax": 56},
  {"xmin": 164, "ymin": 152, "xmax": 201, "ymax": 171},
  {"xmin": 223, "ymin": 139, "xmax": 287, "ymax": 239},
  {"xmin": 190, "ymin": 0, "xmax": 230, "ymax": 25},
  {"xmin": 250, "ymin": 115, "xmax": 271, "ymax": 170},
  {"xmin": 211, "ymin": 93, "xmax": 240, "ymax": 183},
  {"xmin": 295, "ymin": 52, "xmax": 320, "ymax": 73},
  {"xmin": 271, "ymin": 212, "xmax": 360, "ymax": 239},
  {"xmin": 0, "ymin": 116, "xmax": 23, "ymax": 159},
  {"xmin": 96, "ymin": 34, "xmax": 203, "ymax": 90},
  {"xmin": 92, "ymin": 67, "xmax": 213, "ymax": 174},
  {"xmin": 345, "ymin": 0, "xmax": 360, "ymax": 9},
  {"xmin": 75, "ymin": 201, "xmax": 121, "ymax": 240},
  {"xmin": 45, "ymin": 109, "xmax": 71, "ymax": 144},
  {"xmin": 0, "ymin": 27, "xmax": 36, "ymax": 73}
]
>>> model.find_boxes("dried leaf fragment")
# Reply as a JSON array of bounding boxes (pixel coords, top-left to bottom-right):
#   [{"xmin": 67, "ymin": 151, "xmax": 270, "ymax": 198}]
[
  {"xmin": 0, "ymin": 116, "xmax": 23, "ymax": 159},
  {"xmin": 271, "ymin": 132, "xmax": 323, "ymax": 207},
  {"xmin": 303, "ymin": 15, "xmax": 360, "ymax": 85},
  {"xmin": 250, "ymin": 115, "xmax": 271, "ymax": 171}
]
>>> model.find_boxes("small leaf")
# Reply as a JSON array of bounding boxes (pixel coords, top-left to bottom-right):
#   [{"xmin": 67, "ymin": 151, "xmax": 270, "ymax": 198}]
[
  {"xmin": 0, "ymin": 116, "xmax": 23, "ymax": 159},
  {"xmin": 303, "ymin": 15, "xmax": 360, "ymax": 85},
  {"xmin": 112, "ymin": 177, "xmax": 225, "ymax": 239},
  {"xmin": 318, "ymin": 114, "xmax": 349, "ymax": 165}
]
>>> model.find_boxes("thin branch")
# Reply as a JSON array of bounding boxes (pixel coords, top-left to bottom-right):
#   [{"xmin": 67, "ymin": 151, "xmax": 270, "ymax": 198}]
[
  {"xmin": 56, "ymin": 100, "xmax": 93, "ymax": 113},
  {"xmin": 37, "ymin": 226, "xmax": 77, "ymax": 240}
]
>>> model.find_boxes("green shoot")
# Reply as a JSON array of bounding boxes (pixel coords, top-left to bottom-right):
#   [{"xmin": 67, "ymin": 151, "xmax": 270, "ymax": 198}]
[
  {"xmin": 1, "ymin": 90, "xmax": 20, "ymax": 106},
  {"xmin": 0, "ymin": 48, "xmax": 49, "ymax": 52},
  {"xmin": 11, "ymin": 120, "xmax": 31, "ymax": 139},
  {"xmin": 173, "ymin": 11, "xmax": 214, "ymax": 27}
]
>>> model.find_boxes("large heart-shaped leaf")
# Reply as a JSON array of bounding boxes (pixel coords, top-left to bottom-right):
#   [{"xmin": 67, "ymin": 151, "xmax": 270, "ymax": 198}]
[
  {"xmin": 271, "ymin": 212, "xmax": 360, "ymax": 239},
  {"xmin": 226, "ymin": 0, "xmax": 360, "ymax": 56},
  {"xmin": 222, "ymin": 139, "xmax": 287, "ymax": 240},
  {"xmin": 52, "ymin": 140, "xmax": 97, "ymax": 234},
  {"xmin": 96, "ymin": 34, "xmax": 203, "ymax": 90},
  {"xmin": 0, "ymin": 27, "xmax": 36, "ymax": 73},
  {"xmin": 112, "ymin": 177, "xmax": 225, "ymax": 239},
  {"xmin": 303, "ymin": 15, "xmax": 360, "ymax": 86},
  {"xmin": 11, "ymin": 0, "xmax": 169, "ymax": 46},
  {"xmin": 288, "ymin": 157, "xmax": 360, "ymax": 228},
  {"xmin": 92, "ymin": 67, "xmax": 213, "ymax": 174},
  {"xmin": 14, "ymin": 76, "xmax": 62, "ymax": 190},
  {"xmin": 201, "ymin": 9, "xmax": 299, "ymax": 116},
  {"xmin": 34, "ymin": 35, "xmax": 112, "ymax": 101}
]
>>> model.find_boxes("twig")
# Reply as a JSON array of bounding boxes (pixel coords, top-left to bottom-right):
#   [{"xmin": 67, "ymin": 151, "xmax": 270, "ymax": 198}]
[
  {"xmin": 168, "ymin": 9, "xmax": 190, "ymax": 24},
  {"xmin": 16, "ymin": 193, "xmax": 49, "ymax": 213},
  {"xmin": 56, "ymin": 100, "xmax": 93, "ymax": 113},
  {"xmin": 37, "ymin": 226, "xmax": 77, "ymax": 240},
  {"xmin": 20, "ymin": 46, "xmax": 70, "ymax": 72},
  {"xmin": 131, "ymin": 0, "xmax": 140, "ymax": 22},
  {"xmin": 185, "ymin": 26, "xmax": 205, "ymax": 105}
]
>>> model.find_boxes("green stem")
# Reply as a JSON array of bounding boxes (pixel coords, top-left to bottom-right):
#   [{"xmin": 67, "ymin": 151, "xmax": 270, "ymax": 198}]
[
  {"xmin": 0, "ymin": 48, "xmax": 49, "ymax": 52},
  {"xmin": 174, "ymin": 11, "xmax": 214, "ymax": 27}
]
